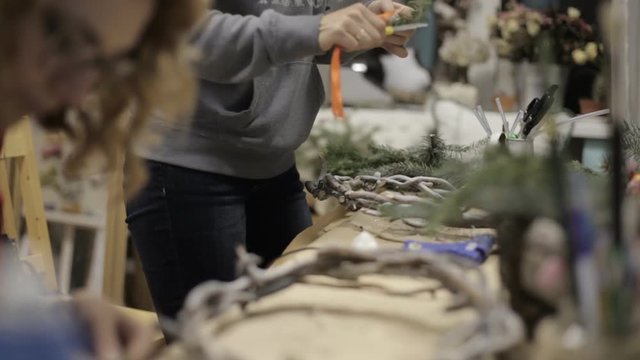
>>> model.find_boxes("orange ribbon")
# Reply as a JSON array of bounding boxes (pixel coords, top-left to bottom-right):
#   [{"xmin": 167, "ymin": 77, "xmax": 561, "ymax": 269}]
[{"xmin": 330, "ymin": 11, "xmax": 394, "ymax": 120}]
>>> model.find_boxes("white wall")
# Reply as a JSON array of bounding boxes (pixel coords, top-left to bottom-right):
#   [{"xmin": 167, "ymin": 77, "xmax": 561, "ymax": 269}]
[{"xmin": 610, "ymin": 0, "xmax": 640, "ymax": 124}]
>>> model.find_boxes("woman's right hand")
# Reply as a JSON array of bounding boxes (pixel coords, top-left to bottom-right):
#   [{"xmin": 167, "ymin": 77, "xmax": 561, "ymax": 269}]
[{"xmin": 318, "ymin": 3, "xmax": 387, "ymax": 53}]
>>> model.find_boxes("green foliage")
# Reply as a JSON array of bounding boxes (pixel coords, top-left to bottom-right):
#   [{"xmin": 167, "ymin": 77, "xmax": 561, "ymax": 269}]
[
  {"xmin": 40, "ymin": 166, "xmax": 62, "ymax": 193},
  {"xmin": 322, "ymin": 129, "xmax": 488, "ymax": 181},
  {"xmin": 375, "ymin": 161, "xmax": 435, "ymax": 178},
  {"xmin": 394, "ymin": 0, "xmax": 432, "ymax": 25},
  {"xmin": 295, "ymin": 120, "xmax": 377, "ymax": 180},
  {"xmin": 324, "ymin": 142, "xmax": 411, "ymax": 177},
  {"xmin": 381, "ymin": 148, "xmax": 608, "ymax": 232},
  {"xmin": 622, "ymin": 121, "xmax": 640, "ymax": 163},
  {"xmin": 432, "ymin": 151, "xmax": 561, "ymax": 225},
  {"xmin": 413, "ymin": 133, "xmax": 446, "ymax": 167},
  {"xmin": 323, "ymin": 132, "xmax": 465, "ymax": 178},
  {"xmin": 319, "ymin": 124, "xmax": 609, "ymax": 232}
]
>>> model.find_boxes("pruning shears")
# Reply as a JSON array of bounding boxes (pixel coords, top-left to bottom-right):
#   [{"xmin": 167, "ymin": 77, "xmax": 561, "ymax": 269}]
[
  {"xmin": 520, "ymin": 84, "xmax": 559, "ymax": 138},
  {"xmin": 330, "ymin": 11, "xmax": 427, "ymax": 119},
  {"xmin": 385, "ymin": 22, "xmax": 428, "ymax": 35}
]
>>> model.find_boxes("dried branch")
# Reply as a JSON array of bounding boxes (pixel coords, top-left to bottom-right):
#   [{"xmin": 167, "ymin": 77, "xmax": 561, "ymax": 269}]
[
  {"xmin": 168, "ymin": 247, "xmax": 524, "ymax": 360},
  {"xmin": 305, "ymin": 173, "xmax": 456, "ymax": 212}
]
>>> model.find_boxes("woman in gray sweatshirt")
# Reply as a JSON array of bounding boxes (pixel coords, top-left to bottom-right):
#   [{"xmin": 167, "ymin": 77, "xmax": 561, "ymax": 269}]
[{"xmin": 126, "ymin": 0, "xmax": 415, "ymax": 320}]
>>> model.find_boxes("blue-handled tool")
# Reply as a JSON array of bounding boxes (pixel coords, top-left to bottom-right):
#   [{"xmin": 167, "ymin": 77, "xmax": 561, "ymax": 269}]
[{"xmin": 403, "ymin": 234, "xmax": 495, "ymax": 264}]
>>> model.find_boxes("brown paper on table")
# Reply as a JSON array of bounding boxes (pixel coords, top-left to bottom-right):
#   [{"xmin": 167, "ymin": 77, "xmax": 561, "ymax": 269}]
[{"xmin": 164, "ymin": 210, "xmax": 499, "ymax": 360}]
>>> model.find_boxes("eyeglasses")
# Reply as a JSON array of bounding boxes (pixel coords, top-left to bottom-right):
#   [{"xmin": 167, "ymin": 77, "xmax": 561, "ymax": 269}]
[{"xmin": 40, "ymin": 4, "xmax": 138, "ymax": 79}]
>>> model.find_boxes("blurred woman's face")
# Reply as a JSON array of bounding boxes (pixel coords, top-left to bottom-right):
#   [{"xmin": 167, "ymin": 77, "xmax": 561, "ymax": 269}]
[{"xmin": 6, "ymin": 0, "xmax": 153, "ymax": 120}]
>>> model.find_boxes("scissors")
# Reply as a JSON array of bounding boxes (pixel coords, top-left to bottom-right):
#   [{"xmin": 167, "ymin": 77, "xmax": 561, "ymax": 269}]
[
  {"xmin": 521, "ymin": 84, "xmax": 559, "ymax": 138},
  {"xmin": 385, "ymin": 22, "xmax": 428, "ymax": 35},
  {"xmin": 330, "ymin": 11, "xmax": 427, "ymax": 119}
]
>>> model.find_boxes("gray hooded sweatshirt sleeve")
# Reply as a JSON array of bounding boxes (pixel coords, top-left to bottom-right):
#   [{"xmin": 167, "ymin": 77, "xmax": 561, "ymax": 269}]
[
  {"xmin": 145, "ymin": 1, "xmax": 365, "ymax": 179},
  {"xmin": 193, "ymin": 10, "xmax": 324, "ymax": 83}
]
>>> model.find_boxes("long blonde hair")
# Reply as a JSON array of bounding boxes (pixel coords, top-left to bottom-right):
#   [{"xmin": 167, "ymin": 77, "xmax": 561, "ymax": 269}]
[{"xmin": 1, "ymin": 0, "xmax": 208, "ymax": 197}]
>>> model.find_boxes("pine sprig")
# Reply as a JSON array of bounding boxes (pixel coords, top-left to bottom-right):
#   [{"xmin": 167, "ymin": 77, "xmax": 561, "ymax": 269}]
[
  {"xmin": 393, "ymin": 0, "xmax": 433, "ymax": 25},
  {"xmin": 321, "ymin": 131, "xmax": 489, "ymax": 187},
  {"xmin": 321, "ymin": 129, "xmax": 606, "ymax": 231},
  {"xmin": 413, "ymin": 133, "xmax": 446, "ymax": 168},
  {"xmin": 324, "ymin": 132, "xmax": 463, "ymax": 178},
  {"xmin": 295, "ymin": 120, "xmax": 377, "ymax": 179},
  {"xmin": 381, "ymin": 149, "xmax": 608, "ymax": 232},
  {"xmin": 375, "ymin": 161, "xmax": 435, "ymax": 178},
  {"xmin": 622, "ymin": 121, "xmax": 640, "ymax": 163}
]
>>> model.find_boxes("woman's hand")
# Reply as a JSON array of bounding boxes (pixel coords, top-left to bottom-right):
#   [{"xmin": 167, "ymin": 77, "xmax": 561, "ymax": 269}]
[
  {"xmin": 319, "ymin": 1, "xmax": 418, "ymax": 56},
  {"xmin": 318, "ymin": 3, "xmax": 386, "ymax": 52}
]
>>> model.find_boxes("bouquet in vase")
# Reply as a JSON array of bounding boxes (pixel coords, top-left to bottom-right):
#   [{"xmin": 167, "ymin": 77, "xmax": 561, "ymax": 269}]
[
  {"xmin": 553, "ymin": 7, "xmax": 603, "ymax": 67},
  {"xmin": 489, "ymin": 4, "xmax": 553, "ymax": 63}
]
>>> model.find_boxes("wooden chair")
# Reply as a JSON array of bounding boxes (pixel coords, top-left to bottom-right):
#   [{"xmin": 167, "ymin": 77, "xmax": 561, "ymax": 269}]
[
  {"xmin": 0, "ymin": 117, "xmax": 130, "ymax": 302},
  {"xmin": 0, "ymin": 117, "xmax": 163, "ymax": 345},
  {"xmin": 102, "ymin": 160, "xmax": 128, "ymax": 304},
  {"xmin": 45, "ymin": 209, "xmax": 106, "ymax": 295},
  {"xmin": 0, "ymin": 118, "xmax": 57, "ymax": 290}
]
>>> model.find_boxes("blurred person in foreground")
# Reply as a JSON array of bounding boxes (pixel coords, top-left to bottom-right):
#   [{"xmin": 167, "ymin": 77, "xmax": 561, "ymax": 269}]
[{"xmin": 0, "ymin": 0, "xmax": 207, "ymax": 358}]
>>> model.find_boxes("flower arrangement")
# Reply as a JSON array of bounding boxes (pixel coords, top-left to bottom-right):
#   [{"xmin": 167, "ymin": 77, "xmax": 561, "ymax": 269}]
[
  {"xmin": 433, "ymin": 0, "xmax": 473, "ymax": 36},
  {"xmin": 438, "ymin": 30, "xmax": 490, "ymax": 82},
  {"xmin": 490, "ymin": 4, "xmax": 603, "ymax": 67},
  {"xmin": 553, "ymin": 7, "xmax": 603, "ymax": 66},
  {"xmin": 439, "ymin": 31, "xmax": 490, "ymax": 68},
  {"xmin": 489, "ymin": 4, "xmax": 553, "ymax": 62},
  {"xmin": 432, "ymin": 0, "xmax": 490, "ymax": 83}
]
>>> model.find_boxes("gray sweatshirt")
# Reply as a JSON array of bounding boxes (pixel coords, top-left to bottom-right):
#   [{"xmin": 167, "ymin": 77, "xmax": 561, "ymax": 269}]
[{"xmin": 144, "ymin": 0, "xmax": 364, "ymax": 179}]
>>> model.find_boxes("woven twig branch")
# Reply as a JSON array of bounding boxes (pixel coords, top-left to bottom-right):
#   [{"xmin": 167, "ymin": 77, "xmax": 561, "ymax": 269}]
[
  {"xmin": 306, "ymin": 173, "xmax": 456, "ymax": 212},
  {"xmin": 171, "ymin": 247, "xmax": 524, "ymax": 360}
]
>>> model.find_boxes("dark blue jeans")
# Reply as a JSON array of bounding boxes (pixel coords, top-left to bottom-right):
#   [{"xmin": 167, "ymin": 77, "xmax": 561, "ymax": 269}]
[{"xmin": 126, "ymin": 161, "xmax": 312, "ymax": 319}]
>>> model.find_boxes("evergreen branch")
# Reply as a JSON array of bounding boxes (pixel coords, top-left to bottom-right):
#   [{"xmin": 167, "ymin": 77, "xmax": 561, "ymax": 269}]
[
  {"xmin": 394, "ymin": 0, "xmax": 433, "ymax": 24},
  {"xmin": 381, "ymin": 149, "xmax": 609, "ymax": 232},
  {"xmin": 622, "ymin": 121, "xmax": 640, "ymax": 163},
  {"xmin": 323, "ymin": 132, "xmax": 484, "ymax": 180}
]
